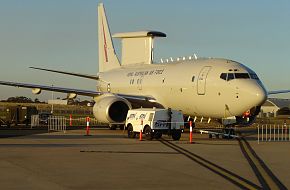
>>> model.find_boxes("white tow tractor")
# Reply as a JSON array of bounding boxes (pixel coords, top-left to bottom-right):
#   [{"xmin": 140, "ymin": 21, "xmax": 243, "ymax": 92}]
[{"xmin": 125, "ymin": 108, "xmax": 184, "ymax": 140}]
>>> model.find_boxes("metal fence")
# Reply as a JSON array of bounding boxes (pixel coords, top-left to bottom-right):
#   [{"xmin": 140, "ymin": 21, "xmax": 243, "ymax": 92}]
[
  {"xmin": 257, "ymin": 124, "xmax": 290, "ymax": 143},
  {"xmin": 31, "ymin": 115, "xmax": 39, "ymax": 128},
  {"xmin": 48, "ymin": 116, "xmax": 66, "ymax": 133}
]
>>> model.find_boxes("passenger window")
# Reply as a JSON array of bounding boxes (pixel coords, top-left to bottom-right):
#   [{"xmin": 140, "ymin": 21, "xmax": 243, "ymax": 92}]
[
  {"xmin": 192, "ymin": 76, "xmax": 195, "ymax": 82},
  {"xmin": 227, "ymin": 73, "xmax": 234, "ymax": 81},
  {"xmin": 220, "ymin": 73, "xmax": 227, "ymax": 80}
]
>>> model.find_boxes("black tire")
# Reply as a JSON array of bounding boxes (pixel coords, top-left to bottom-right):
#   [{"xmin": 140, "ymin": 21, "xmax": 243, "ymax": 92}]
[
  {"xmin": 209, "ymin": 134, "xmax": 212, "ymax": 138},
  {"xmin": 127, "ymin": 125, "xmax": 136, "ymax": 138},
  {"xmin": 144, "ymin": 126, "xmax": 153, "ymax": 140},
  {"xmin": 172, "ymin": 130, "xmax": 181, "ymax": 141},
  {"xmin": 154, "ymin": 131, "xmax": 162, "ymax": 139}
]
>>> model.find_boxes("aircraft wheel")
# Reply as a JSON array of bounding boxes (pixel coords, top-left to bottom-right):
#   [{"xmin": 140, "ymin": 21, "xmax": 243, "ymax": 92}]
[{"xmin": 209, "ymin": 134, "xmax": 213, "ymax": 138}]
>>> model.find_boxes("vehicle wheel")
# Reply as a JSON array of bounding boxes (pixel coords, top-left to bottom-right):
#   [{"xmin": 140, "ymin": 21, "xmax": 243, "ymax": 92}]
[
  {"xmin": 144, "ymin": 126, "xmax": 153, "ymax": 140},
  {"xmin": 216, "ymin": 134, "xmax": 219, "ymax": 139},
  {"xmin": 127, "ymin": 125, "xmax": 136, "ymax": 138},
  {"xmin": 209, "ymin": 134, "xmax": 212, "ymax": 138},
  {"xmin": 154, "ymin": 131, "xmax": 162, "ymax": 139},
  {"xmin": 172, "ymin": 130, "xmax": 181, "ymax": 141}
]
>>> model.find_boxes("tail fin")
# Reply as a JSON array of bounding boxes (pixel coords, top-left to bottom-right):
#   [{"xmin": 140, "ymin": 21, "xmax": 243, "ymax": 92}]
[{"xmin": 98, "ymin": 3, "xmax": 120, "ymax": 72}]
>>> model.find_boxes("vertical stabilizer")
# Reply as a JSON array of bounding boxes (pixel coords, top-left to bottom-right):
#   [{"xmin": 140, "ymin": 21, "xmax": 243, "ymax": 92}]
[{"xmin": 98, "ymin": 3, "xmax": 120, "ymax": 72}]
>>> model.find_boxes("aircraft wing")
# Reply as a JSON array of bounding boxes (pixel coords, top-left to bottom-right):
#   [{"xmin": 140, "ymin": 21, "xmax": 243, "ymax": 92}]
[
  {"xmin": 268, "ymin": 90, "xmax": 290, "ymax": 95},
  {"xmin": 0, "ymin": 81, "xmax": 101, "ymax": 97},
  {"xmin": 29, "ymin": 67, "xmax": 99, "ymax": 80},
  {"xmin": 0, "ymin": 81, "xmax": 158, "ymax": 103}
]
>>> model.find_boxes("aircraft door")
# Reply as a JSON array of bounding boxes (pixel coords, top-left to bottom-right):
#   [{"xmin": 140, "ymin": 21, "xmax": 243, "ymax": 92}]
[
  {"xmin": 197, "ymin": 66, "xmax": 211, "ymax": 95},
  {"xmin": 137, "ymin": 75, "xmax": 143, "ymax": 90}
]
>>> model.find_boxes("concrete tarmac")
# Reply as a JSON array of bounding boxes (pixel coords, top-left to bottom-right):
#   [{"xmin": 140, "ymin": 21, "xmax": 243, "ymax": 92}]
[{"xmin": 0, "ymin": 128, "xmax": 289, "ymax": 190}]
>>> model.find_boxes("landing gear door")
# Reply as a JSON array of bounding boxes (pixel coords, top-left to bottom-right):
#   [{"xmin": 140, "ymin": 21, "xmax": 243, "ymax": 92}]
[{"xmin": 197, "ymin": 66, "xmax": 211, "ymax": 95}]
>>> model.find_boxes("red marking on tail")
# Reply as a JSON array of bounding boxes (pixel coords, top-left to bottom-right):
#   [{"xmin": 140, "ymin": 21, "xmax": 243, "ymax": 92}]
[{"xmin": 102, "ymin": 20, "xmax": 108, "ymax": 62}]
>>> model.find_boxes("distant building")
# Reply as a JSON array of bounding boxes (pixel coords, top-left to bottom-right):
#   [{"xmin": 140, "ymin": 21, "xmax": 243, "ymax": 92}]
[
  {"xmin": 260, "ymin": 98, "xmax": 290, "ymax": 117},
  {"xmin": 48, "ymin": 99, "xmax": 68, "ymax": 105}
]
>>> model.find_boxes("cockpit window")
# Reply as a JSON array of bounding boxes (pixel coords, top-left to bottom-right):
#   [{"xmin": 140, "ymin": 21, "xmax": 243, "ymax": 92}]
[
  {"xmin": 220, "ymin": 73, "xmax": 227, "ymax": 80},
  {"xmin": 235, "ymin": 73, "xmax": 250, "ymax": 79},
  {"xmin": 250, "ymin": 73, "xmax": 259, "ymax": 80},
  {"xmin": 220, "ymin": 72, "xmax": 258, "ymax": 81},
  {"xmin": 227, "ymin": 73, "xmax": 234, "ymax": 81}
]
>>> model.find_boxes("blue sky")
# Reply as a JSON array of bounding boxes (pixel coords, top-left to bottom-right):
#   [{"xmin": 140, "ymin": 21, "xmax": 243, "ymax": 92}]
[{"xmin": 0, "ymin": 0, "xmax": 289, "ymax": 101}]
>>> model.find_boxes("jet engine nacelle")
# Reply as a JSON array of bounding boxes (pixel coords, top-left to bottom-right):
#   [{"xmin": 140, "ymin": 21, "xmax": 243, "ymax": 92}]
[
  {"xmin": 32, "ymin": 88, "xmax": 41, "ymax": 94},
  {"xmin": 67, "ymin": 93, "xmax": 77, "ymax": 99},
  {"xmin": 93, "ymin": 95, "xmax": 132, "ymax": 123}
]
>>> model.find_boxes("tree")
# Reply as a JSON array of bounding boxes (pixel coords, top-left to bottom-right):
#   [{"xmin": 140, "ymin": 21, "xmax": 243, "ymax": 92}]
[{"xmin": 6, "ymin": 96, "xmax": 33, "ymax": 103}]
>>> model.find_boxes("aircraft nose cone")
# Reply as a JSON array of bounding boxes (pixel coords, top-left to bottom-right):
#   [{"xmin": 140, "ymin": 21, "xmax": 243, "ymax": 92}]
[{"xmin": 253, "ymin": 85, "xmax": 267, "ymax": 106}]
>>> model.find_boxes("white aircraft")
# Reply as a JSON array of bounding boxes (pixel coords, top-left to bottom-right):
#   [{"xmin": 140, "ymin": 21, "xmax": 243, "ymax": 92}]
[{"xmin": 0, "ymin": 3, "xmax": 289, "ymax": 128}]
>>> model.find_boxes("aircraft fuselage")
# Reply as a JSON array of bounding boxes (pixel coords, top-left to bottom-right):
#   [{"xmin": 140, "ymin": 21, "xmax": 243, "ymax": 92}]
[{"xmin": 98, "ymin": 58, "xmax": 267, "ymax": 119}]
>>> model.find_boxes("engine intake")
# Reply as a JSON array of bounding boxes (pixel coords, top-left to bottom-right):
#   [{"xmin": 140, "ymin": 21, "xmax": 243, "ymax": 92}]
[{"xmin": 93, "ymin": 95, "xmax": 131, "ymax": 123}]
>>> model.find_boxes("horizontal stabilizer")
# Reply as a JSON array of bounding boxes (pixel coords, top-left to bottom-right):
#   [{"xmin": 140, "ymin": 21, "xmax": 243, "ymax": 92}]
[{"xmin": 29, "ymin": 67, "xmax": 99, "ymax": 80}]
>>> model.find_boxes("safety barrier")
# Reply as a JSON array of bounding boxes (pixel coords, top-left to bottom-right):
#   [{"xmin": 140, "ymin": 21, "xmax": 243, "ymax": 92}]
[
  {"xmin": 48, "ymin": 116, "xmax": 66, "ymax": 133},
  {"xmin": 257, "ymin": 124, "xmax": 290, "ymax": 143},
  {"xmin": 67, "ymin": 117, "xmax": 102, "ymax": 126},
  {"xmin": 31, "ymin": 115, "xmax": 40, "ymax": 128}
]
